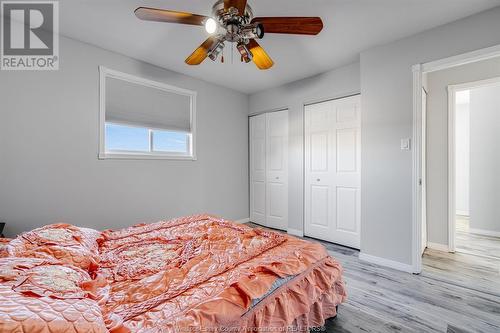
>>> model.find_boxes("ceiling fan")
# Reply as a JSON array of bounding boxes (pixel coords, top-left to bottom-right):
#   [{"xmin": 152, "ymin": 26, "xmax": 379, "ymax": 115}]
[{"xmin": 135, "ymin": 0, "xmax": 323, "ymax": 70}]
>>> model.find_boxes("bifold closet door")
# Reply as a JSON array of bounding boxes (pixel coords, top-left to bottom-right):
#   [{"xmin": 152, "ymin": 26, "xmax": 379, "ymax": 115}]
[
  {"xmin": 249, "ymin": 110, "xmax": 288, "ymax": 231},
  {"xmin": 304, "ymin": 95, "xmax": 361, "ymax": 249},
  {"xmin": 250, "ymin": 114, "xmax": 266, "ymax": 225},
  {"xmin": 265, "ymin": 110, "xmax": 288, "ymax": 230}
]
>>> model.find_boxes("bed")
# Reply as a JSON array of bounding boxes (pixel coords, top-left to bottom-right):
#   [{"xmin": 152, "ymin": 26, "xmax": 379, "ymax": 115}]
[{"xmin": 0, "ymin": 214, "xmax": 346, "ymax": 333}]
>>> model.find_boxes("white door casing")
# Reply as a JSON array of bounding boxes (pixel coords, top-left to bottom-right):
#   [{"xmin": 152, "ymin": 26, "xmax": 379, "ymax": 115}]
[
  {"xmin": 265, "ymin": 110, "xmax": 289, "ymax": 230},
  {"xmin": 250, "ymin": 114, "xmax": 266, "ymax": 225},
  {"xmin": 421, "ymin": 88, "xmax": 428, "ymax": 255},
  {"xmin": 304, "ymin": 95, "xmax": 361, "ymax": 249}
]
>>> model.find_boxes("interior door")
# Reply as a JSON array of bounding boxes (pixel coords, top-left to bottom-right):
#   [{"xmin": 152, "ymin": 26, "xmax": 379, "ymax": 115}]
[
  {"xmin": 250, "ymin": 114, "xmax": 266, "ymax": 225},
  {"xmin": 265, "ymin": 110, "xmax": 289, "ymax": 230},
  {"xmin": 421, "ymin": 88, "xmax": 428, "ymax": 255},
  {"xmin": 304, "ymin": 95, "xmax": 361, "ymax": 249}
]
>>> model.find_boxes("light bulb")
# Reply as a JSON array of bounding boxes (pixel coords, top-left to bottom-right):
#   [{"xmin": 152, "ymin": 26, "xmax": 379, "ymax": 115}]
[{"xmin": 205, "ymin": 18, "xmax": 217, "ymax": 34}]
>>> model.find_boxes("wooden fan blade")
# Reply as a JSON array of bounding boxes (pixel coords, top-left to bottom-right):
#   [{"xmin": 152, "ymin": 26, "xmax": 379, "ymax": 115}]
[
  {"xmin": 224, "ymin": 0, "xmax": 247, "ymax": 16},
  {"xmin": 135, "ymin": 7, "xmax": 207, "ymax": 26},
  {"xmin": 248, "ymin": 39, "xmax": 273, "ymax": 70},
  {"xmin": 185, "ymin": 37, "xmax": 217, "ymax": 65},
  {"xmin": 251, "ymin": 17, "xmax": 323, "ymax": 35}
]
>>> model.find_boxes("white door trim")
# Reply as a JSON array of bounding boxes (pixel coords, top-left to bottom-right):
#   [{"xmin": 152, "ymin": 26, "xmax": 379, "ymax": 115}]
[
  {"xmin": 411, "ymin": 43, "xmax": 500, "ymax": 274},
  {"xmin": 447, "ymin": 85, "xmax": 456, "ymax": 253},
  {"xmin": 249, "ymin": 107, "xmax": 289, "ymax": 117},
  {"xmin": 420, "ymin": 87, "xmax": 428, "ymax": 256},
  {"xmin": 412, "ymin": 64, "xmax": 423, "ymax": 274},
  {"xmin": 303, "ymin": 92, "xmax": 361, "ymax": 108},
  {"xmin": 421, "ymin": 44, "xmax": 500, "ymax": 73},
  {"xmin": 447, "ymin": 77, "xmax": 500, "ymax": 253}
]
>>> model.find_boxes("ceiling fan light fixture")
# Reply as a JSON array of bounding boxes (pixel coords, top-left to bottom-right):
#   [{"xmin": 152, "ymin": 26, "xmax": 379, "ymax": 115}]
[
  {"xmin": 241, "ymin": 23, "xmax": 264, "ymax": 39},
  {"xmin": 208, "ymin": 39, "xmax": 225, "ymax": 61},
  {"xmin": 237, "ymin": 42, "xmax": 253, "ymax": 63},
  {"xmin": 205, "ymin": 17, "xmax": 217, "ymax": 34}
]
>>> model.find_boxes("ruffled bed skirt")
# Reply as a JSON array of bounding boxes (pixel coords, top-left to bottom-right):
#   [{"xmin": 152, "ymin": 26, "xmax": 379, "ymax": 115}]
[{"xmin": 229, "ymin": 257, "xmax": 346, "ymax": 331}]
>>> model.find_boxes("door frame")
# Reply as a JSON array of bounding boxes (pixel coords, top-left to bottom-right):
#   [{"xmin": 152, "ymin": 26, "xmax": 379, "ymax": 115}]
[
  {"xmin": 411, "ymin": 43, "xmax": 500, "ymax": 274},
  {"xmin": 447, "ymin": 77, "xmax": 500, "ymax": 253},
  {"xmin": 420, "ymin": 87, "xmax": 427, "ymax": 256},
  {"xmin": 302, "ymin": 92, "xmax": 361, "ymax": 246}
]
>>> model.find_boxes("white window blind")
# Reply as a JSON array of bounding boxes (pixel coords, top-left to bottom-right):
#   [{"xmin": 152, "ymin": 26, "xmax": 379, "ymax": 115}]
[{"xmin": 105, "ymin": 77, "xmax": 191, "ymax": 132}]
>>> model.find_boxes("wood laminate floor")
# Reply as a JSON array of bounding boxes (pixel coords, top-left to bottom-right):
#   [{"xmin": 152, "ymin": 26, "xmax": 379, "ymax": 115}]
[
  {"xmin": 456, "ymin": 216, "xmax": 500, "ymax": 259},
  {"xmin": 246, "ymin": 222, "xmax": 500, "ymax": 333}
]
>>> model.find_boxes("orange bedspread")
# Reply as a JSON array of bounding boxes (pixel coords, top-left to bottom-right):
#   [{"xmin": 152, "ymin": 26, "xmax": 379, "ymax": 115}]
[{"xmin": 0, "ymin": 215, "xmax": 346, "ymax": 333}]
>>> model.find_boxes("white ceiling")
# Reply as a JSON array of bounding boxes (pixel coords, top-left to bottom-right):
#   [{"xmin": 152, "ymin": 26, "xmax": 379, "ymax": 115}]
[{"xmin": 60, "ymin": 0, "xmax": 500, "ymax": 93}]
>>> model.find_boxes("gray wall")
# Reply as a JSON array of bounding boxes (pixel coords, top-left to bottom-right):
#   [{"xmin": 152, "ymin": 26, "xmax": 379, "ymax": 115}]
[
  {"xmin": 469, "ymin": 84, "xmax": 500, "ymax": 233},
  {"xmin": 426, "ymin": 57, "xmax": 500, "ymax": 245},
  {"xmin": 249, "ymin": 63, "xmax": 361, "ymax": 232},
  {"xmin": 0, "ymin": 36, "xmax": 249, "ymax": 237},
  {"xmin": 360, "ymin": 6, "xmax": 500, "ymax": 265}
]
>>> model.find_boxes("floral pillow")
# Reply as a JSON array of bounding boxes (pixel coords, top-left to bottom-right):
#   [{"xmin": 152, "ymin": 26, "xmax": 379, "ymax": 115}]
[
  {"xmin": 14, "ymin": 264, "xmax": 95, "ymax": 299},
  {"xmin": 0, "ymin": 257, "xmax": 105, "ymax": 300},
  {"xmin": 0, "ymin": 257, "xmax": 110, "ymax": 333},
  {"xmin": 8, "ymin": 224, "xmax": 101, "ymax": 272}
]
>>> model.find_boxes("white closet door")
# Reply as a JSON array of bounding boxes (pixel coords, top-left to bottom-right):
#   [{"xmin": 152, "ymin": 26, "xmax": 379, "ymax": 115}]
[
  {"xmin": 265, "ymin": 110, "xmax": 288, "ymax": 230},
  {"xmin": 250, "ymin": 114, "xmax": 266, "ymax": 225},
  {"xmin": 304, "ymin": 96, "xmax": 361, "ymax": 249}
]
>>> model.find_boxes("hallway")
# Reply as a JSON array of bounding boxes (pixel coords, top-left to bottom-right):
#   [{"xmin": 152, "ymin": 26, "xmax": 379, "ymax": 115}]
[{"xmin": 456, "ymin": 215, "xmax": 500, "ymax": 259}]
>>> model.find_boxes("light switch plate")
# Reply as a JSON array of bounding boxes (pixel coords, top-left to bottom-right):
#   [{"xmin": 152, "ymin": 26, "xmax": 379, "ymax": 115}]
[{"xmin": 401, "ymin": 138, "xmax": 411, "ymax": 150}]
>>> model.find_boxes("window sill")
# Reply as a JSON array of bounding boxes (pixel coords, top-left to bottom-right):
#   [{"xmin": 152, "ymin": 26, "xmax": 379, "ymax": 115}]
[{"xmin": 98, "ymin": 152, "xmax": 197, "ymax": 161}]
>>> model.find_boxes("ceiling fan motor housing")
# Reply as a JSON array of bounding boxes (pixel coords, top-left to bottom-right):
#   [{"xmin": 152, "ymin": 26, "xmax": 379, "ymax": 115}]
[{"xmin": 211, "ymin": 0, "xmax": 263, "ymax": 44}]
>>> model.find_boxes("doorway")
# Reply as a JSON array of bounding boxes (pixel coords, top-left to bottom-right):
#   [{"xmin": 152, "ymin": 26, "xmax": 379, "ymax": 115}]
[
  {"xmin": 412, "ymin": 44, "xmax": 500, "ymax": 273},
  {"xmin": 449, "ymin": 79, "xmax": 500, "ymax": 259}
]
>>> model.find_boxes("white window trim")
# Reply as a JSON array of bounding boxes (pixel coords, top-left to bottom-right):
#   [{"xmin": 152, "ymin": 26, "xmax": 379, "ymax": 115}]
[{"xmin": 98, "ymin": 66, "xmax": 197, "ymax": 160}]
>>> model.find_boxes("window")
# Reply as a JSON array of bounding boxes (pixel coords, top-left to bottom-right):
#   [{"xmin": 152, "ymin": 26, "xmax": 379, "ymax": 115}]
[
  {"xmin": 152, "ymin": 129, "xmax": 189, "ymax": 153},
  {"xmin": 105, "ymin": 123, "xmax": 190, "ymax": 155},
  {"xmin": 99, "ymin": 67, "xmax": 196, "ymax": 160},
  {"xmin": 105, "ymin": 123, "xmax": 149, "ymax": 152}
]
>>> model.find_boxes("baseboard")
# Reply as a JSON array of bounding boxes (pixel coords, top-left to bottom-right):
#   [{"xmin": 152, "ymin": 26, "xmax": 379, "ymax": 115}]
[
  {"xmin": 234, "ymin": 218, "xmax": 250, "ymax": 224},
  {"xmin": 427, "ymin": 242, "xmax": 451, "ymax": 252},
  {"xmin": 359, "ymin": 253, "xmax": 416, "ymax": 273},
  {"xmin": 287, "ymin": 228, "xmax": 304, "ymax": 237},
  {"xmin": 469, "ymin": 228, "xmax": 500, "ymax": 238}
]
